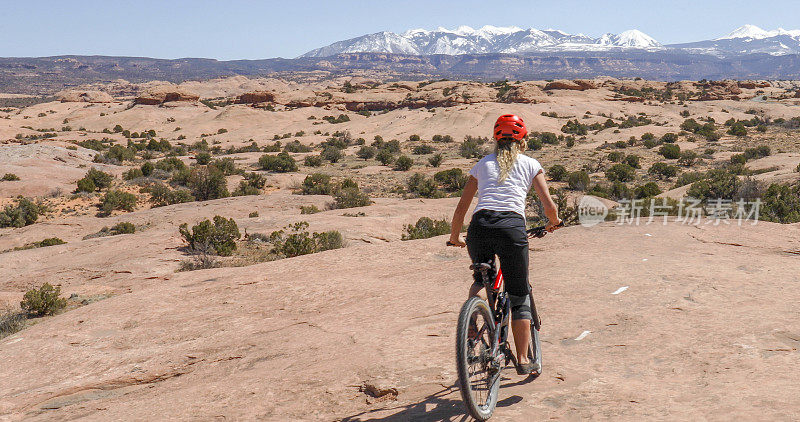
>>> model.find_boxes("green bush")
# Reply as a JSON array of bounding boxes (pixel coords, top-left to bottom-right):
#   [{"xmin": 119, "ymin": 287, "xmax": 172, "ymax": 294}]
[
  {"xmin": 648, "ymin": 162, "xmax": 679, "ymax": 179},
  {"xmin": 187, "ymin": 167, "xmax": 229, "ymax": 201},
  {"xmin": 408, "ymin": 134, "xmax": 421, "ymax": 142},
  {"xmin": 76, "ymin": 177, "xmax": 97, "ymax": 193},
  {"xmin": 459, "ymin": 138, "xmax": 482, "ymax": 158},
  {"xmin": 412, "ymin": 144, "xmax": 435, "ymax": 155},
  {"xmin": 301, "ymin": 173, "xmax": 332, "ymax": 195},
  {"xmin": 300, "ymin": 205, "xmax": 321, "ymax": 214},
  {"xmin": 561, "ymin": 119, "xmax": 588, "ymax": 135},
  {"xmin": 20, "ymin": 283, "xmax": 67, "ymax": 317},
  {"xmin": 376, "ymin": 148, "xmax": 395, "ymax": 165},
  {"xmin": 144, "ymin": 183, "xmax": 194, "ymax": 207},
  {"xmin": 760, "ymin": 183, "xmax": 800, "ymax": 223},
  {"xmin": 268, "ymin": 221, "xmax": 344, "ymax": 258},
  {"xmin": 100, "ymin": 190, "xmax": 137, "ymax": 214},
  {"xmin": 321, "ymin": 146, "xmax": 344, "ymax": 163},
  {"xmin": 567, "ymin": 171, "xmax": 590, "ymax": 191},
  {"xmin": 727, "ymin": 122, "xmax": 748, "ymax": 137},
  {"xmin": 606, "ymin": 163, "xmax": 636, "ymax": 182},
  {"xmin": 433, "ymin": 168, "xmax": 468, "ymax": 192},
  {"xmin": 304, "ymin": 155, "xmax": 323, "ymax": 167},
  {"xmin": 140, "ymin": 161, "xmax": 155, "ymax": 177},
  {"xmin": 0, "ymin": 197, "xmax": 42, "ymax": 228},
  {"xmin": 659, "ymin": 144, "xmax": 681, "ymax": 159},
  {"xmin": 401, "ymin": 217, "xmax": 450, "ymax": 240},
  {"xmin": 673, "ymin": 171, "xmax": 704, "ymax": 188},
  {"xmin": 332, "ymin": 187, "xmax": 372, "ymax": 209},
  {"xmin": 661, "ymin": 133, "xmax": 678, "ymax": 143},
  {"xmin": 356, "ymin": 146, "xmax": 376, "ymax": 160},
  {"xmin": 527, "ymin": 137, "xmax": 543, "ymax": 151},
  {"xmin": 548, "ymin": 165, "xmax": 568, "ymax": 182},
  {"xmin": 232, "ymin": 181, "xmax": 260, "ymax": 196},
  {"xmin": 195, "ymin": 151, "xmax": 212, "ymax": 165},
  {"xmin": 259, "ymin": 152, "xmax": 297, "ymax": 172},
  {"xmin": 283, "ymin": 141, "xmax": 313, "ymax": 153},
  {"xmin": 428, "ymin": 153, "xmax": 444, "ymax": 167},
  {"xmin": 730, "ymin": 154, "xmax": 746, "ymax": 165},
  {"xmin": 607, "ymin": 151, "xmax": 625, "ymax": 162},
  {"xmin": 179, "ymin": 215, "xmax": 241, "ymax": 256},
  {"xmin": 123, "ymin": 168, "xmax": 144, "ymax": 180},
  {"xmin": 155, "ymin": 157, "xmax": 187, "ymax": 173},
  {"xmin": 33, "ymin": 237, "xmax": 66, "ymax": 247},
  {"xmin": 0, "ymin": 308, "xmax": 25, "ymax": 339},
  {"xmin": 624, "ymin": 155, "xmax": 641, "ymax": 169},
  {"xmin": 678, "ymin": 151, "xmax": 698, "ymax": 167},
  {"xmin": 408, "ymin": 173, "xmax": 443, "ymax": 198},
  {"xmin": 744, "ymin": 145, "xmax": 771, "ymax": 160},
  {"xmin": 394, "ymin": 155, "xmax": 414, "ymax": 171},
  {"xmin": 634, "ymin": 182, "xmax": 662, "ymax": 198},
  {"xmin": 1, "ymin": 173, "xmax": 20, "ymax": 181},
  {"xmin": 77, "ymin": 168, "xmax": 113, "ymax": 192},
  {"xmin": 686, "ymin": 169, "xmax": 740, "ymax": 200},
  {"xmin": 108, "ymin": 222, "xmax": 135, "ymax": 235},
  {"xmin": 610, "ymin": 182, "xmax": 632, "ymax": 200}
]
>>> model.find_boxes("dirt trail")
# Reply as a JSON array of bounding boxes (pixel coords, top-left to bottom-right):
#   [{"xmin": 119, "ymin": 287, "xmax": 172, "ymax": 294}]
[{"xmin": 1, "ymin": 218, "xmax": 799, "ymax": 420}]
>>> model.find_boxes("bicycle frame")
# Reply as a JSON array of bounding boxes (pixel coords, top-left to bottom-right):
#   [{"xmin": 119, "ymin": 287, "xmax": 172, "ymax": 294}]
[{"xmin": 474, "ymin": 267, "xmax": 515, "ymax": 377}]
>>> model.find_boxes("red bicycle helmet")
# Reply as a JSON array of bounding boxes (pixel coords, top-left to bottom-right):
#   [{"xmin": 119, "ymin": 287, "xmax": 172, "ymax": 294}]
[{"xmin": 493, "ymin": 114, "xmax": 527, "ymax": 142}]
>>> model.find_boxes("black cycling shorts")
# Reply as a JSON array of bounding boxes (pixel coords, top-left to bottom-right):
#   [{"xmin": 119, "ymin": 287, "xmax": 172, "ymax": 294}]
[{"xmin": 466, "ymin": 209, "xmax": 532, "ymax": 320}]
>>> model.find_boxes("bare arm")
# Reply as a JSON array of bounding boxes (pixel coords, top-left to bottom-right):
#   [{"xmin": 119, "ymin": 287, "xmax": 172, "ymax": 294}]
[
  {"xmin": 531, "ymin": 171, "xmax": 562, "ymax": 231},
  {"xmin": 448, "ymin": 176, "xmax": 478, "ymax": 247}
]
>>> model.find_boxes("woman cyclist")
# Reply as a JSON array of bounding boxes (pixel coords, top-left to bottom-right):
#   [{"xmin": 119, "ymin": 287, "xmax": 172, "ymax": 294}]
[{"xmin": 448, "ymin": 114, "xmax": 561, "ymax": 375}]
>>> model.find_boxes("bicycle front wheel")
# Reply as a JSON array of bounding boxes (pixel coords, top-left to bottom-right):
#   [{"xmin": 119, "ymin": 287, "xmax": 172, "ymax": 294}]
[
  {"xmin": 527, "ymin": 289, "xmax": 542, "ymax": 376},
  {"xmin": 456, "ymin": 296, "xmax": 500, "ymax": 421}
]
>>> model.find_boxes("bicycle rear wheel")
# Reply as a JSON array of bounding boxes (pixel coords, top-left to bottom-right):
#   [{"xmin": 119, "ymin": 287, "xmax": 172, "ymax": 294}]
[
  {"xmin": 456, "ymin": 296, "xmax": 500, "ymax": 421},
  {"xmin": 527, "ymin": 290, "xmax": 542, "ymax": 375}
]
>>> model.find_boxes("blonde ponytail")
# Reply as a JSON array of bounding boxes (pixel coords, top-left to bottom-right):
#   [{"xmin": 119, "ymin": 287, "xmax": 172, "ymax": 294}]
[{"xmin": 495, "ymin": 140, "xmax": 522, "ymax": 183}]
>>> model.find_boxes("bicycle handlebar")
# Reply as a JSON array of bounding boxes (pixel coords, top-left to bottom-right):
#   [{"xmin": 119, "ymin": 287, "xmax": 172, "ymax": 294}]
[{"xmin": 445, "ymin": 220, "xmax": 564, "ymax": 246}]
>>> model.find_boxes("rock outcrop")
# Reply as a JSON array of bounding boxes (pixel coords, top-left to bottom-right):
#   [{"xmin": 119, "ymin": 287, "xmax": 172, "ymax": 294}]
[
  {"xmin": 57, "ymin": 90, "xmax": 114, "ymax": 103},
  {"xmin": 135, "ymin": 86, "xmax": 199, "ymax": 105}
]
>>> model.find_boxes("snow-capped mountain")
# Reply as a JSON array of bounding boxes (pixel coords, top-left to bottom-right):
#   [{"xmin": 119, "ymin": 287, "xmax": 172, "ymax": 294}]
[
  {"xmin": 669, "ymin": 25, "xmax": 800, "ymax": 56},
  {"xmin": 300, "ymin": 25, "xmax": 663, "ymax": 57},
  {"xmin": 300, "ymin": 24, "xmax": 800, "ymax": 58}
]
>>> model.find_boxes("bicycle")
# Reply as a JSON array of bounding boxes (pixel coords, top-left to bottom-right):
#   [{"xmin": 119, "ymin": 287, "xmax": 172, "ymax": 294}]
[{"xmin": 446, "ymin": 223, "xmax": 556, "ymax": 421}]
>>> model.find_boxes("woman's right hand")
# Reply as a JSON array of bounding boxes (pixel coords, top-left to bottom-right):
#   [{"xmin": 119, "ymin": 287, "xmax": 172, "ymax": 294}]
[{"xmin": 545, "ymin": 218, "xmax": 563, "ymax": 232}]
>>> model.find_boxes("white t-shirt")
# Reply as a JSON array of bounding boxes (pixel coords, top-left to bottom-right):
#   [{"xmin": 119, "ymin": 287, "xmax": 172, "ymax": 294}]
[{"xmin": 468, "ymin": 153, "xmax": 544, "ymax": 217}]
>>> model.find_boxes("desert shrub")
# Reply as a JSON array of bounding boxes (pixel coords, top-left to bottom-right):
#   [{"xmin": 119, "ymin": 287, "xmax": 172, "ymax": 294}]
[
  {"xmin": 0, "ymin": 308, "xmax": 25, "ymax": 339},
  {"xmin": 105, "ymin": 222, "xmax": 136, "ymax": 235},
  {"xmin": 730, "ymin": 154, "xmax": 746, "ymax": 165},
  {"xmin": 433, "ymin": 168, "xmax": 467, "ymax": 192},
  {"xmin": 428, "ymin": 153, "xmax": 444, "ymax": 167},
  {"xmin": 432, "ymin": 134, "xmax": 453, "ymax": 143},
  {"xmin": 105, "ymin": 145, "xmax": 136, "ymax": 163},
  {"xmin": 300, "ymin": 205, "xmax": 321, "ymax": 214},
  {"xmin": 606, "ymin": 163, "xmax": 636, "ymax": 182},
  {"xmin": 796, "ymin": 163, "xmax": 800, "ymax": 173},
  {"xmin": 744, "ymin": 145, "xmax": 771, "ymax": 160},
  {"xmin": 548, "ymin": 164, "xmax": 568, "ymax": 182},
  {"xmin": 401, "ymin": 217, "xmax": 450, "ymax": 240},
  {"xmin": 0, "ymin": 197, "xmax": 42, "ymax": 228},
  {"xmin": 155, "ymin": 157, "xmax": 187, "ymax": 173},
  {"xmin": 195, "ymin": 151, "xmax": 212, "ymax": 165},
  {"xmin": 678, "ymin": 151, "xmax": 698, "ymax": 167},
  {"xmin": 648, "ymin": 162, "xmax": 679, "ymax": 179},
  {"xmin": 661, "ymin": 132, "xmax": 678, "ymax": 143},
  {"xmin": 77, "ymin": 168, "xmax": 113, "ymax": 192},
  {"xmin": 527, "ymin": 137, "xmax": 543, "ymax": 151},
  {"xmin": 643, "ymin": 138, "xmax": 659, "ymax": 149},
  {"xmin": 321, "ymin": 146, "xmax": 344, "ymax": 163},
  {"xmin": 331, "ymin": 187, "xmax": 372, "ymax": 209},
  {"xmin": 408, "ymin": 134, "xmax": 421, "ymax": 142},
  {"xmin": 727, "ymin": 122, "xmax": 748, "ymax": 136},
  {"xmin": 607, "ymin": 151, "xmax": 625, "ymax": 162},
  {"xmin": 567, "ymin": 171, "xmax": 590, "ymax": 191},
  {"xmin": 144, "ymin": 183, "xmax": 194, "ymax": 207},
  {"xmin": 659, "ymin": 144, "xmax": 681, "ymax": 159},
  {"xmin": 561, "ymin": 120, "xmax": 588, "ymax": 135},
  {"xmin": 259, "ymin": 152, "xmax": 297, "ymax": 172},
  {"xmin": 412, "ymin": 144, "xmax": 435, "ymax": 155},
  {"xmin": 20, "ymin": 283, "xmax": 67, "ymax": 317},
  {"xmin": 301, "ymin": 173, "xmax": 332, "ymax": 195},
  {"xmin": 760, "ymin": 183, "xmax": 800, "ymax": 223},
  {"xmin": 459, "ymin": 138, "xmax": 482, "ymax": 158},
  {"xmin": 232, "ymin": 181, "xmax": 260, "ymax": 196},
  {"xmin": 609, "ymin": 182, "xmax": 632, "ymax": 200},
  {"xmin": 624, "ymin": 154, "xmax": 641, "ymax": 169},
  {"xmin": 209, "ymin": 158, "xmax": 238, "ymax": 176},
  {"xmin": 304, "ymin": 155, "xmax": 323, "ymax": 167},
  {"xmin": 375, "ymin": 148, "xmax": 395, "ymax": 165},
  {"xmin": 269, "ymin": 221, "xmax": 344, "ymax": 258},
  {"xmin": 283, "ymin": 141, "xmax": 313, "ymax": 153},
  {"xmin": 186, "ymin": 166, "xmax": 229, "ymax": 201},
  {"xmin": 123, "ymin": 168, "xmax": 144, "ymax": 180},
  {"xmin": 634, "ymin": 182, "xmax": 662, "ymax": 199},
  {"xmin": 356, "ymin": 146, "xmax": 377, "ymax": 160},
  {"xmin": 394, "ymin": 155, "xmax": 414, "ymax": 171},
  {"xmin": 179, "ymin": 215, "xmax": 240, "ymax": 256},
  {"xmin": 140, "ymin": 161, "xmax": 155, "ymax": 177},
  {"xmin": 33, "ymin": 237, "xmax": 66, "ymax": 247},
  {"xmin": 673, "ymin": 171, "xmax": 704, "ymax": 188},
  {"xmin": 686, "ymin": 169, "xmax": 740, "ymax": 200},
  {"xmin": 100, "ymin": 190, "xmax": 137, "ymax": 215},
  {"xmin": 1, "ymin": 173, "xmax": 20, "ymax": 181},
  {"xmin": 405, "ymin": 173, "xmax": 441, "ymax": 198}
]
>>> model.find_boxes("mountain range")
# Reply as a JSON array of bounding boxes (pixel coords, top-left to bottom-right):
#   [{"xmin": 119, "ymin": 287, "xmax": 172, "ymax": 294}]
[{"xmin": 301, "ymin": 24, "xmax": 800, "ymax": 57}]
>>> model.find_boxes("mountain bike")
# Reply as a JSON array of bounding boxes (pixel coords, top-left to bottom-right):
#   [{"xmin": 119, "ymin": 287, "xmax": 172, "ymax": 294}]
[{"xmin": 446, "ymin": 224, "xmax": 554, "ymax": 421}]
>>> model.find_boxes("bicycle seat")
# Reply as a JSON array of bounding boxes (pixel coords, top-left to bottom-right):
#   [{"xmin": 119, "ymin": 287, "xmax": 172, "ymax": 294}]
[{"xmin": 469, "ymin": 263, "xmax": 492, "ymax": 273}]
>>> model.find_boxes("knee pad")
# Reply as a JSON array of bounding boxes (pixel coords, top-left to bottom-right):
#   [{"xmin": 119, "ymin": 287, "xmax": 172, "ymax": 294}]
[{"xmin": 509, "ymin": 293, "xmax": 532, "ymax": 321}]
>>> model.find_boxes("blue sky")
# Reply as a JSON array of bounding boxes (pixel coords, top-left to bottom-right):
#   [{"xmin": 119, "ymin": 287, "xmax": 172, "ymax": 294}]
[{"xmin": 3, "ymin": 0, "xmax": 798, "ymax": 59}]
